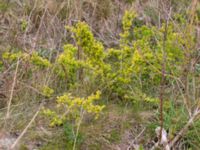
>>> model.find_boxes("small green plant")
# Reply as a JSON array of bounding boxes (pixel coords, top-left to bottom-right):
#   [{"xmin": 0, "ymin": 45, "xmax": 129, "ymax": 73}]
[
  {"xmin": 41, "ymin": 86, "xmax": 54, "ymax": 98},
  {"xmin": 43, "ymin": 91, "xmax": 105, "ymax": 126},
  {"xmin": 63, "ymin": 123, "xmax": 84, "ymax": 148},
  {"xmin": 109, "ymin": 129, "xmax": 121, "ymax": 143},
  {"xmin": 43, "ymin": 91, "xmax": 105, "ymax": 149},
  {"xmin": 21, "ymin": 19, "xmax": 28, "ymax": 32},
  {"xmin": 0, "ymin": 1, "xmax": 10, "ymax": 12},
  {"xmin": 0, "ymin": 61, "xmax": 3, "ymax": 71}
]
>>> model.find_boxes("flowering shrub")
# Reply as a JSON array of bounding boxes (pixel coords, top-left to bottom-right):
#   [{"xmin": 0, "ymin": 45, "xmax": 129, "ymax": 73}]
[
  {"xmin": 1, "ymin": 10, "xmax": 187, "ymax": 102},
  {"xmin": 43, "ymin": 91, "xmax": 105, "ymax": 127},
  {"xmin": 55, "ymin": 22, "xmax": 110, "ymax": 92}
]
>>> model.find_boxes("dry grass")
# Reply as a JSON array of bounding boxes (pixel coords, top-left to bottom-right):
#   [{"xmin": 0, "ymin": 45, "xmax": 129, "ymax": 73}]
[{"xmin": 1, "ymin": 0, "xmax": 200, "ymax": 149}]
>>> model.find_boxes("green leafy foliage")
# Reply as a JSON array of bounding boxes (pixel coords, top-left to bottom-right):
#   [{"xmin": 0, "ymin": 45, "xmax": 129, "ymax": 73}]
[{"xmin": 0, "ymin": 61, "xmax": 3, "ymax": 72}]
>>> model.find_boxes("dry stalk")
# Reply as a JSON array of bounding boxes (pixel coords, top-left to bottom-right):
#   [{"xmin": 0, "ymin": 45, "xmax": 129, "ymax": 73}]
[
  {"xmin": 5, "ymin": 58, "xmax": 20, "ymax": 120},
  {"xmin": 127, "ymin": 127, "xmax": 146, "ymax": 150},
  {"xmin": 159, "ymin": 2, "xmax": 171, "ymax": 143},
  {"xmin": 31, "ymin": 5, "xmax": 48, "ymax": 52},
  {"xmin": 73, "ymin": 107, "xmax": 84, "ymax": 150},
  {"xmin": 23, "ymin": 0, "xmax": 38, "ymax": 50}
]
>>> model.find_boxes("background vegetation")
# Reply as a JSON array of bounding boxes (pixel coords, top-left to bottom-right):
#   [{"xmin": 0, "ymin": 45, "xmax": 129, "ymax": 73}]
[{"xmin": 1, "ymin": 0, "xmax": 200, "ymax": 149}]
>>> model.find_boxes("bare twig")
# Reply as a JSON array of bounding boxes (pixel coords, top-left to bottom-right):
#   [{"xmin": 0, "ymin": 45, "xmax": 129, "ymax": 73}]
[
  {"xmin": 127, "ymin": 127, "xmax": 146, "ymax": 150},
  {"xmin": 73, "ymin": 107, "xmax": 84, "ymax": 150}
]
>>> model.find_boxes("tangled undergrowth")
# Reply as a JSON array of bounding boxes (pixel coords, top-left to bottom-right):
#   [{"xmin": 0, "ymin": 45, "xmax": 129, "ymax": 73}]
[{"xmin": 1, "ymin": 0, "xmax": 200, "ymax": 150}]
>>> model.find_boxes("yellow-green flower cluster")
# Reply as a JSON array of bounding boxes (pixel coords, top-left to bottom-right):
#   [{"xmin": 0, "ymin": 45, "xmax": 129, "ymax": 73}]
[
  {"xmin": 57, "ymin": 44, "xmax": 79, "ymax": 70},
  {"xmin": 2, "ymin": 51, "xmax": 23, "ymax": 61},
  {"xmin": 57, "ymin": 91, "xmax": 105, "ymax": 117},
  {"xmin": 42, "ymin": 86, "xmax": 54, "ymax": 98},
  {"xmin": 44, "ymin": 91, "xmax": 105, "ymax": 127},
  {"xmin": 21, "ymin": 19, "xmax": 28, "ymax": 32},
  {"xmin": 130, "ymin": 22, "xmax": 185, "ymax": 85},
  {"xmin": 58, "ymin": 44, "xmax": 78, "ymax": 66},
  {"xmin": 58, "ymin": 22, "xmax": 111, "ymax": 84},
  {"xmin": 56, "ymin": 44, "xmax": 79, "ymax": 78},
  {"xmin": 67, "ymin": 22, "xmax": 105, "ymax": 66},
  {"xmin": 122, "ymin": 10, "xmax": 136, "ymax": 31},
  {"xmin": 132, "ymin": 42, "xmax": 158, "ymax": 73},
  {"xmin": 31, "ymin": 52, "xmax": 51, "ymax": 68},
  {"xmin": 120, "ymin": 10, "xmax": 136, "ymax": 44},
  {"xmin": 43, "ymin": 109, "xmax": 63, "ymax": 127},
  {"xmin": 143, "ymin": 95, "xmax": 170, "ymax": 109}
]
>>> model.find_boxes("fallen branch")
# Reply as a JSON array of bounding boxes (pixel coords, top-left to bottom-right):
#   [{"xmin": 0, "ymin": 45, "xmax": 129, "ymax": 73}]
[
  {"xmin": 169, "ymin": 108, "xmax": 200, "ymax": 148},
  {"xmin": 151, "ymin": 108, "xmax": 200, "ymax": 150},
  {"xmin": 127, "ymin": 127, "xmax": 146, "ymax": 150}
]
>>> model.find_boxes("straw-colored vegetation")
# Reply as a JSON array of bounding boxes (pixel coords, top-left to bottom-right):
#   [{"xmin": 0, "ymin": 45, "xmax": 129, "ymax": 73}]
[{"xmin": 1, "ymin": 0, "xmax": 200, "ymax": 149}]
